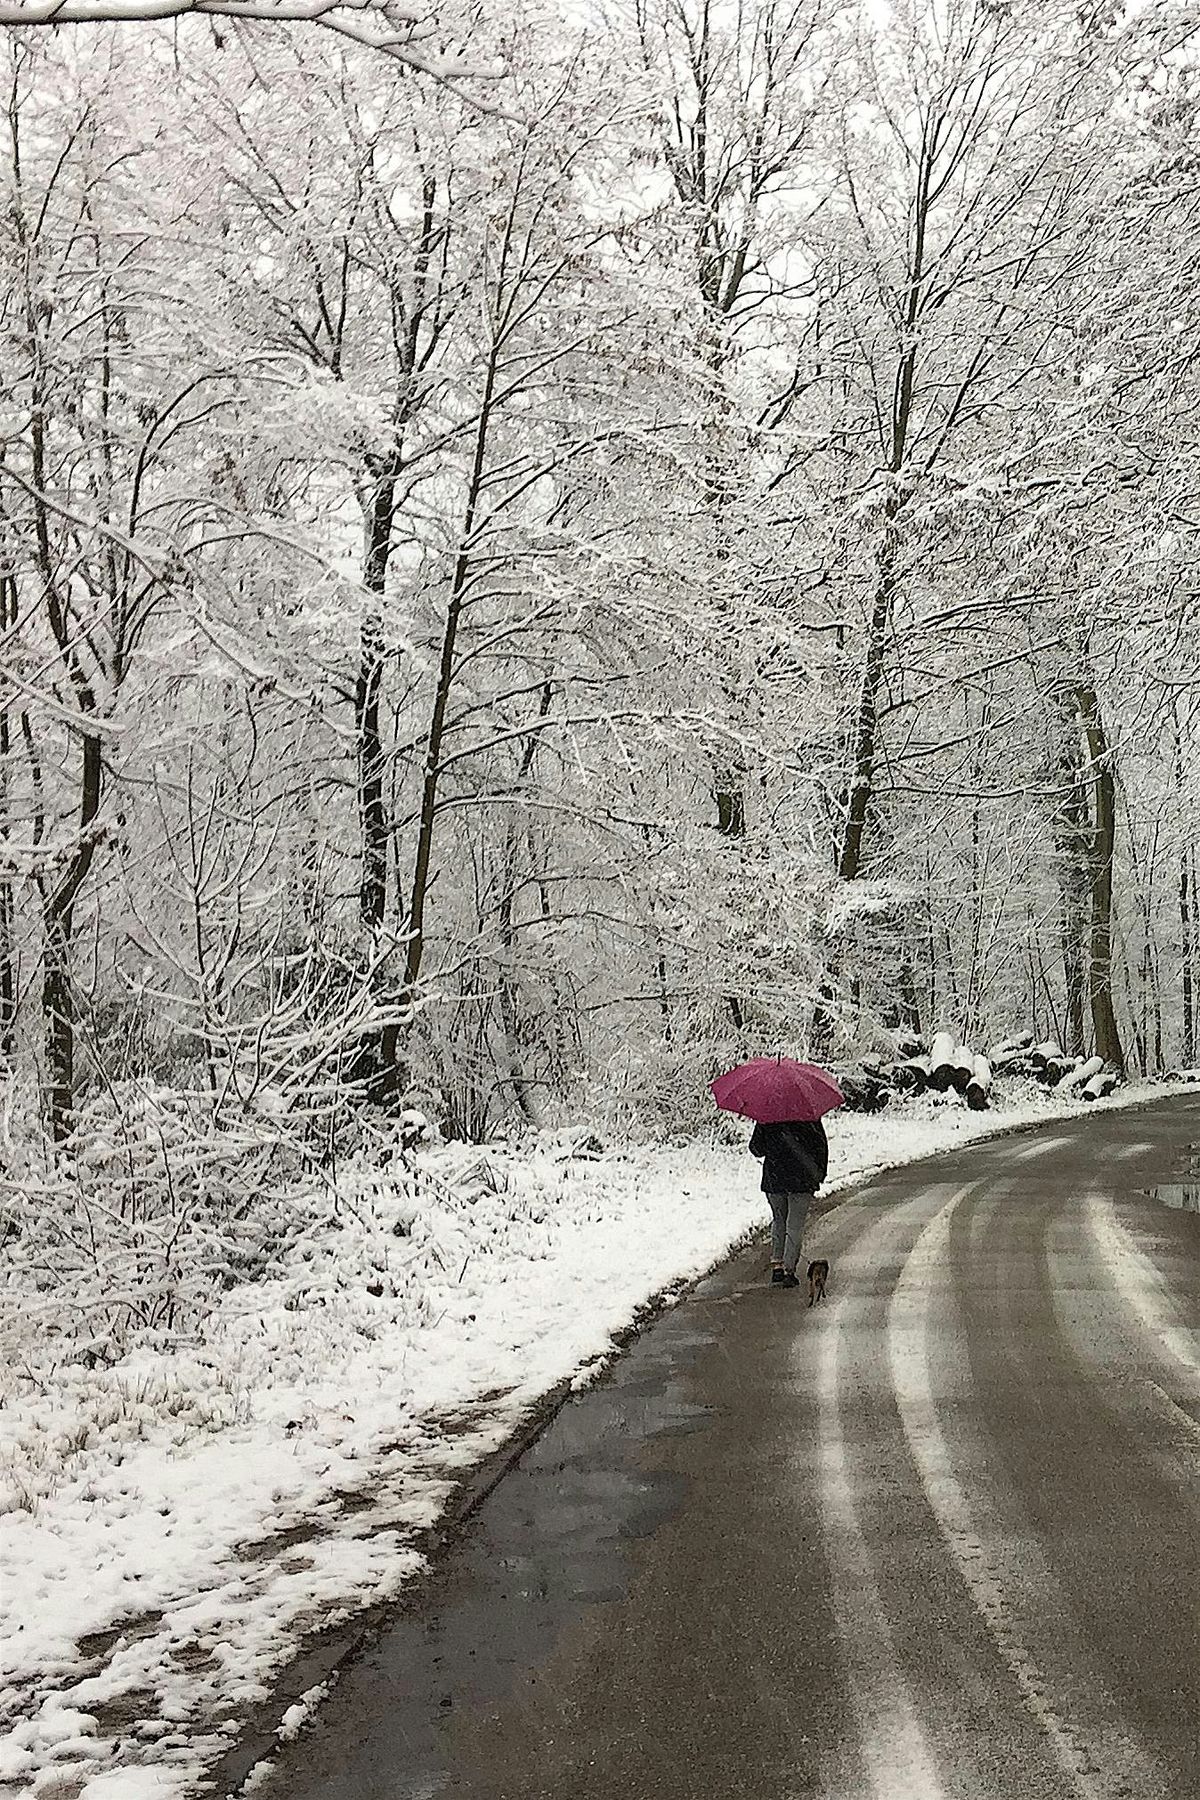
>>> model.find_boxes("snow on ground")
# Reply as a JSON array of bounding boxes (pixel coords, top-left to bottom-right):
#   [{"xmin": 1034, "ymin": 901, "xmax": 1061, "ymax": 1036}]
[{"xmin": 0, "ymin": 1084, "xmax": 1179, "ymax": 1799}]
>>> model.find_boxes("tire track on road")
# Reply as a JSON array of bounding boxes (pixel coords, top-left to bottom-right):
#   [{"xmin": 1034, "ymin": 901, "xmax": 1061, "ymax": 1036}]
[
  {"xmin": 889, "ymin": 1184, "xmax": 1154, "ymax": 1800},
  {"xmin": 1085, "ymin": 1192, "xmax": 1200, "ymax": 1424},
  {"xmin": 958, "ymin": 1172, "xmax": 1200, "ymax": 1799},
  {"xmin": 808, "ymin": 1187, "xmax": 949, "ymax": 1800},
  {"xmin": 1042, "ymin": 1190, "xmax": 1200, "ymax": 1495}
]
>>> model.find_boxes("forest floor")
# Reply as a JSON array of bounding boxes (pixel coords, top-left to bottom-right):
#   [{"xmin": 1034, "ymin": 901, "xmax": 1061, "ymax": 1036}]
[{"xmin": 0, "ymin": 1084, "xmax": 1184, "ymax": 1799}]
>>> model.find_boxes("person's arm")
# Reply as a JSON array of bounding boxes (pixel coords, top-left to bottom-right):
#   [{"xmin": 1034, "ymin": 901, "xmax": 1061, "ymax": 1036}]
[
  {"xmin": 814, "ymin": 1120, "xmax": 829, "ymax": 1184},
  {"xmin": 749, "ymin": 1123, "xmax": 766, "ymax": 1158}
]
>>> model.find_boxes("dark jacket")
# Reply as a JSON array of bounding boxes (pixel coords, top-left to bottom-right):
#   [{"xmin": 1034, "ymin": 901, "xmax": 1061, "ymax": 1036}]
[{"xmin": 749, "ymin": 1119, "xmax": 828, "ymax": 1196}]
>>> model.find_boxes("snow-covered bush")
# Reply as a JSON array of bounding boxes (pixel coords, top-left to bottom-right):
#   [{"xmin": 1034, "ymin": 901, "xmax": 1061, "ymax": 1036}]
[{"xmin": 0, "ymin": 1080, "xmax": 314, "ymax": 1360}]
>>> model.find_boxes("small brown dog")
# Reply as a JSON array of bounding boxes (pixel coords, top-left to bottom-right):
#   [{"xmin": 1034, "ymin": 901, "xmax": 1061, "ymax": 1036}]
[{"xmin": 807, "ymin": 1259, "xmax": 829, "ymax": 1307}]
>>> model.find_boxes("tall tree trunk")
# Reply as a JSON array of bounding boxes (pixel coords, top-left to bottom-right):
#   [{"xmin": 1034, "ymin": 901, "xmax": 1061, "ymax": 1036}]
[
  {"xmin": 810, "ymin": 502, "xmax": 903, "ymax": 1056},
  {"xmin": 42, "ymin": 909, "xmax": 75, "ymax": 1138},
  {"xmin": 401, "ymin": 346, "xmax": 499, "ymax": 1001},
  {"xmin": 812, "ymin": 106, "xmax": 943, "ymax": 1057},
  {"xmin": 356, "ymin": 463, "xmax": 399, "ymax": 932},
  {"xmin": 836, "ymin": 502, "xmax": 902, "ymax": 888},
  {"xmin": 496, "ymin": 847, "xmax": 538, "ymax": 1126},
  {"xmin": 1075, "ymin": 683, "xmax": 1124, "ymax": 1071},
  {"xmin": 1176, "ymin": 718, "xmax": 1194, "ymax": 1069},
  {"xmin": 827, "ymin": 110, "xmax": 933, "ymax": 895},
  {"xmin": 356, "ymin": 172, "xmax": 440, "ymax": 1098},
  {"xmin": 0, "ymin": 579, "xmax": 16, "ymax": 1061},
  {"xmin": 42, "ymin": 731, "xmax": 102, "ymax": 1140},
  {"xmin": 701, "ymin": 287, "xmax": 748, "ymax": 1038},
  {"xmin": 1183, "ymin": 843, "xmax": 1196, "ymax": 1069},
  {"xmin": 1051, "ymin": 688, "xmax": 1091, "ymax": 1058},
  {"xmin": 0, "ymin": 877, "xmax": 13, "ymax": 1064},
  {"xmin": 1060, "ymin": 907, "xmax": 1087, "ymax": 1059},
  {"xmin": 715, "ymin": 749, "xmax": 746, "ymax": 1032},
  {"xmin": 493, "ymin": 684, "xmax": 552, "ymax": 1123},
  {"xmin": 812, "ymin": 152, "xmax": 927, "ymax": 1055}
]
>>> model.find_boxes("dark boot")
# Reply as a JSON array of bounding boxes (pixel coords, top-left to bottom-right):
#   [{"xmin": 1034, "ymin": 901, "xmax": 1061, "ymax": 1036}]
[{"xmin": 770, "ymin": 1267, "xmax": 787, "ymax": 1285}]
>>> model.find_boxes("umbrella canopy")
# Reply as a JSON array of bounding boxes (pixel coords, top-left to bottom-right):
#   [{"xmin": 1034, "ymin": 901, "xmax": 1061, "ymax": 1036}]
[{"xmin": 711, "ymin": 1056, "xmax": 843, "ymax": 1124}]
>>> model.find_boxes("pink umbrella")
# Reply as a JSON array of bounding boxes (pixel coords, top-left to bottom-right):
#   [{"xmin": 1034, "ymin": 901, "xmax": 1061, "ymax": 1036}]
[{"xmin": 711, "ymin": 1056, "xmax": 843, "ymax": 1124}]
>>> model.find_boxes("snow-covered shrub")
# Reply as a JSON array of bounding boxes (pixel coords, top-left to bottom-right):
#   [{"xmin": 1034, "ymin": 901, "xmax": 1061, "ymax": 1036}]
[{"xmin": 0, "ymin": 1080, "xmax": 314, "ymax": 1359}]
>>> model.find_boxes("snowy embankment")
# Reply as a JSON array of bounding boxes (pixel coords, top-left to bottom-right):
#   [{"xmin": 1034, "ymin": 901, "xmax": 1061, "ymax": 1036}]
[{"xmin": 0, "ymin": 1085, "xmax": 1176, "ymax": 1798}]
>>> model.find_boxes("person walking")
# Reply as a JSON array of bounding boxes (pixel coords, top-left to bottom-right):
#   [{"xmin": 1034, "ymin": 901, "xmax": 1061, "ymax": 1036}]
[
  {"xmin": 749, "ymin": 1118, "xmax": 828, "ymax": 1289},
  {"xmin": 710, "ymin": 1054, "xmax": 841, "ymax": 1290}
]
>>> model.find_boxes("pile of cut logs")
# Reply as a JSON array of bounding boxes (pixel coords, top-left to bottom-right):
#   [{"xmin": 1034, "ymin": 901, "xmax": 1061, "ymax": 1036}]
[
  {"xmin": 985, "ymin": 1034, "xmax": 1120, "ymax": 1102},
  {"xmin": 840, "ymin": 1030, "xmax": 1121, "ymax": 1114},
  {"xmin": 891, "ymin": 1031, "xmax": 995, "ymax": 1110}
]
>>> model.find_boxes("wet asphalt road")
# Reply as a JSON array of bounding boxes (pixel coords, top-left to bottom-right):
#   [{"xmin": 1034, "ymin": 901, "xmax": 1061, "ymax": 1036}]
[{"xmin": 257, "ymin": 1099, "xmax": 1200, "ymax": 1800}]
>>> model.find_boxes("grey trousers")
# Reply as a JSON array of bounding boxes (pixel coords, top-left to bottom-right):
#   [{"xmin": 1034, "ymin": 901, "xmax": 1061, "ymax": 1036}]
[{"xmin": 768, "ymin": 1191, "xmax": 813, "ymax": 1275}]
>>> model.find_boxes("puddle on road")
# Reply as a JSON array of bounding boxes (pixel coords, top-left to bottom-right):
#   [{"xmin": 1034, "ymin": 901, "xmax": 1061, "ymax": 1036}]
[
  {"xmin": 1146, "ymin": 1184, "xmax": 1200, "ymax": 1211},
  {"xmin": 1142, "ymin": 1140, "xmax": 1200, "ymax": 1210}
]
